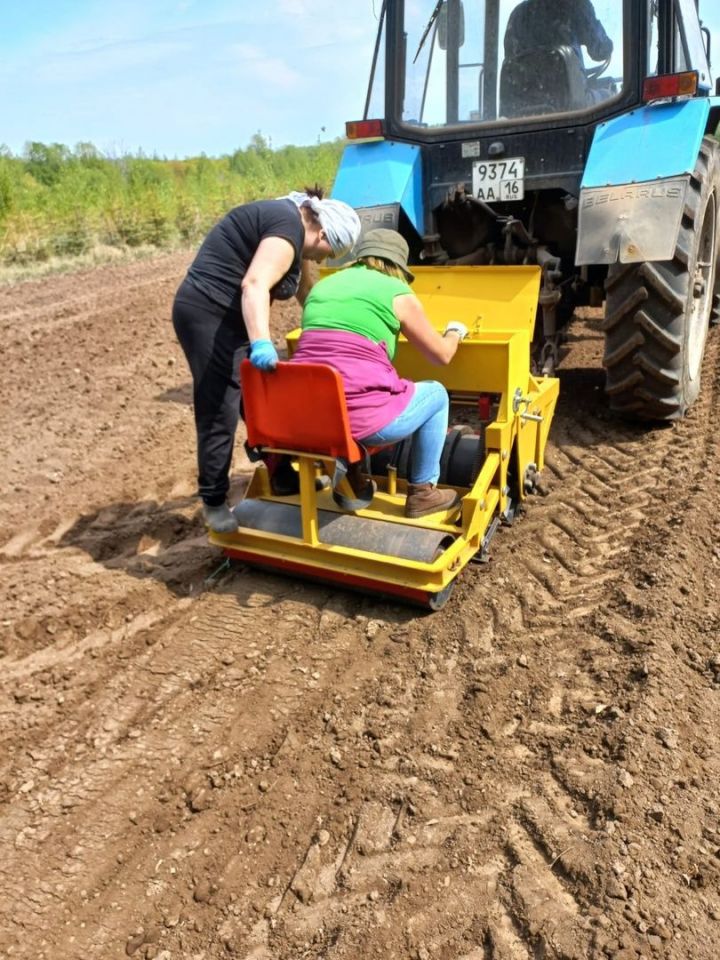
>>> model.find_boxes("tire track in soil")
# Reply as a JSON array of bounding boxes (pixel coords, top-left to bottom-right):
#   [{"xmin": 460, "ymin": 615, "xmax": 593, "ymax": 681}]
[
  {"xmin": 446, "ymin": 331, "xmax": 720, "ymax": 958},
  {"xmin": 230, "ymin": 328, "xmax": 720, "ymax": 960},
  {"xmin": 0, "ymin": 587, "xmax": 414, "ymax": 958},
  {"xmin": 1, "ymin": 259, "xmax": 719, "ymax": 959}
]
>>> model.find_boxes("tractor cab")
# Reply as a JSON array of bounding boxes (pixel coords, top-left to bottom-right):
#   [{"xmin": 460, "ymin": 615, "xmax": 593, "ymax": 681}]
[
  {"xmin": 386, "ymin": 0, "xmax": 624, "ymax": 129},
  {"xmin": 367, "ymin": 1, "xmax": 711, "ymax": 136}
]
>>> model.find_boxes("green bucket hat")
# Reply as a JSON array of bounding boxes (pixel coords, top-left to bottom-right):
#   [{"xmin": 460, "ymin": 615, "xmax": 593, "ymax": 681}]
[{"xmin": 353, "ymin": 228, "xmax": 415, "ymax": 282}]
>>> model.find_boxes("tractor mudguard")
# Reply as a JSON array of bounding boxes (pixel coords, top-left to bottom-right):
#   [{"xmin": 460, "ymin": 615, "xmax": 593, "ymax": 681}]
[
  {"xmin": 331, "ymin": 140, "xmax": 424, "ymax": 237},
  {"xmin": 576, "ymin": 97, "xmax": 720, "ymax": 266}
]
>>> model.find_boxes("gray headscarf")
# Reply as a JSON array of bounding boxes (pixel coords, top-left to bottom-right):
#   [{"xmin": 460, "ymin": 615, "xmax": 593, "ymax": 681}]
[{"xmin": 281, "ymin": 191, "xmax": 361, "ymax": 258}]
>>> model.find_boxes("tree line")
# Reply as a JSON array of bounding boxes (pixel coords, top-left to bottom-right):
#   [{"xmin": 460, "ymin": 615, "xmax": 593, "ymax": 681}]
[{"xmin": 0, "ymin": 135, "xmax": 344, "ymax": 266}]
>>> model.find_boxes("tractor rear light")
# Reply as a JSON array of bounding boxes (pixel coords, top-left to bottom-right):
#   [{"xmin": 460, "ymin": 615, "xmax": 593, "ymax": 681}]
[
  {"xmin": 345, "ymin": 119, "xmax": 384, "ymax": 140},
  {"xmin": 642, "ymin": 71, "xmax": 698, "ymax": 102}
]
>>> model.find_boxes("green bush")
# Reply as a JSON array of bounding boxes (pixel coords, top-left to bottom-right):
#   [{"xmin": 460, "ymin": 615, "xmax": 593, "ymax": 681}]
[
  {"xmin": 0, "ymin": 163, "xmax": 14, "ymax": 220},
  {"xmin": 0, "ymin": 137, "xmax": 345, "ymax": 266}
]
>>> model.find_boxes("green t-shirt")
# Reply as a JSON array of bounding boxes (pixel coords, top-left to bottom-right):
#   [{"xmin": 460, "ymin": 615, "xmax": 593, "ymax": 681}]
[{"xmin": 301, "ymin": 264, "xmax": 411, "ymax": 360}]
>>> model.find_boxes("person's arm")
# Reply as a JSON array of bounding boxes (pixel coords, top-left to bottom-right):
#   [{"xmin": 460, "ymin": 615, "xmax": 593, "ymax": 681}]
[
  {"xmin": 578, "ymin": 0, "xmax": 613, "ymax": 61},
  {"xmin": 295, "ymin": 259, "xmax": 316, "ymax": 307},
  {"xmin": 394, "ymin": 294, "xmax": 465, "ymax": 365},
  {"xmin": 241, "ymin": 236, "xmax": 296, "ymax": 342}
]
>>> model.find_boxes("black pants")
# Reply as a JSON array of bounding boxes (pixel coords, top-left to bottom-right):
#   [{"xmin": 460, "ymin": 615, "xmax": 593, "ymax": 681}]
[{"xmin": 172, "ymin": 281, "xmax": 248, "ymax": 506}]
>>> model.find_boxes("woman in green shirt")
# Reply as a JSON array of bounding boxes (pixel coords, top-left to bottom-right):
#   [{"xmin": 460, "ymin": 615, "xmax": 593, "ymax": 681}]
[{"xmin": 293, "ymin": 229, "xmax": 468, "ymax": 519}]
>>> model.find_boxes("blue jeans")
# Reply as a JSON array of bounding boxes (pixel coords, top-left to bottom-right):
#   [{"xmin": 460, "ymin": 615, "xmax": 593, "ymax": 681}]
[{"xmin": 360, "ymin": 381, "xmax": 449, "ymax": 485}]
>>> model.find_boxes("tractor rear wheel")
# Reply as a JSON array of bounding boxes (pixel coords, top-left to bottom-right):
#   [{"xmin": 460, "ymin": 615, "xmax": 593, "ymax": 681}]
[{"xmin": 602, "ymin": 136, "xmax": 720, "ymax": 421}]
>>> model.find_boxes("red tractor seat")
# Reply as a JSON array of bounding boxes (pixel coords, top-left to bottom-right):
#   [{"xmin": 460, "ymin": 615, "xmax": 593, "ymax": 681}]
[{"xmin": 241, "ymin": 359, "xmax": 365, "ymax": 462}]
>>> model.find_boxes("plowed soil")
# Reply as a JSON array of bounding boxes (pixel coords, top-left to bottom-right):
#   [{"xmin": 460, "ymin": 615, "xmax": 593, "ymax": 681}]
[{"xmin": 2, "ymin": 253, "xmax": 720, "ymax": 960}]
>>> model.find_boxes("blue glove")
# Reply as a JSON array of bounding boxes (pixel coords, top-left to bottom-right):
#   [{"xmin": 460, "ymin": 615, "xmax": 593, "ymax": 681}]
[{"xmin": 249, "ymin": 339, "xmax": 279, "ymax": 371}]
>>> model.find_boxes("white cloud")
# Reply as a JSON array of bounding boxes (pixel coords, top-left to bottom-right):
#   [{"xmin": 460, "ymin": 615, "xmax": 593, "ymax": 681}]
[
  {"xmin": 226, "ymin": 42, "xmax": 306, "ymax": 91},
  {"xmin": 278, "ymin": 0, "xmax": 314, "ymax": 16},
  {"xmin": 0, "ymin": 0, "xmax": 381, "ymax": 156},
  {"xmin": 33, "ymin": 38, "xmax": 191, "ymax": 84},
  {"xmin": 228, "ymin": 42, "xmax": 263, "ymax": 60},
  {"xmin": 241, "ymin": 56, "xmax": 306, "ymax": 92}
]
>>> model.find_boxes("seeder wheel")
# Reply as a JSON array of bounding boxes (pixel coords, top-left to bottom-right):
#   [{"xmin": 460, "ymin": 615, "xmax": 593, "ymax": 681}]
[
  {"xmin": 426, "ymin": 579, "xmax": 455, "ymax": 611},
  {"xmin": 370, "ymin": 426, "xmax": 484, "ymax": 488}
]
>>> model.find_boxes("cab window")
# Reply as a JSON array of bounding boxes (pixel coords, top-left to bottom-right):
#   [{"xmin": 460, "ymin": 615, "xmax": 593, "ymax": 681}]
[{"xmin": 401, "ymin": 0, "xmax": 625, "ymax": 127}]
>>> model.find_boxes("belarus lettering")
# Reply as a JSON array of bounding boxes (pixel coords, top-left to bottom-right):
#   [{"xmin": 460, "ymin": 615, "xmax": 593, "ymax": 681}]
[{"xmin": 582, "ymin": 183, "xmax": 686, "ymax": 209}]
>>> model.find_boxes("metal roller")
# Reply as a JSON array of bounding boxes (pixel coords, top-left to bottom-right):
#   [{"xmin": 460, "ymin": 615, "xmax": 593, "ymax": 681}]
[
  {"xmin": 233, "ymin": 500, "xmax": 455, "ymax": 563},
  {"xmin": 369, "ymin": 437, "xmax": 412, "ymax": 479},
  {"xmin": 446, "ymin": 433, "xmax": 485, "ymax": 487},
  {"xmin": 368, "ymin": 446, "xmax": 393, "ymax": 477},
  {"xmin": 396, "ymin": 436, "xmax": 413, "ymax": 479},
  {"xmin": 438, "ymin": 426, "xmax": 471, "ymax": 484},
  {"xmin": 370, "ymin": 426, "xmax": 484, "ymax": 488}
]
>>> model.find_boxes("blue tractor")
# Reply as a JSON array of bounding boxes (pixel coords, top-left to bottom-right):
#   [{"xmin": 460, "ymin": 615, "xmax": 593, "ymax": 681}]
[{"xmin": 332, "ymin": 0, "xmax": 720, "ymax": 420}]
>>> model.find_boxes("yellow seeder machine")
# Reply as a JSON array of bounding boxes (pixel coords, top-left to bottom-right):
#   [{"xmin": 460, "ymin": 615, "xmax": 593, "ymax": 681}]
[{"xmin": 209, "ymin": 264, "xmax": 558, "ymax": 609}]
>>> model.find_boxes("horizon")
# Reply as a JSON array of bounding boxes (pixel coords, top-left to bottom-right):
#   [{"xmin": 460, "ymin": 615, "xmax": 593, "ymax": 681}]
[
  {"xmin": 2, "ymin": 1, "xmax": 720, "ymax": 160},
  {"xmin": 0, "ymin": 132, "xmax": 344, "ymax": 162}
]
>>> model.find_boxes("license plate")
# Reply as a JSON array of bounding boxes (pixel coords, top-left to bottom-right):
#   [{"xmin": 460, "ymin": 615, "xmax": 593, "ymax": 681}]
[{"xmin": 472, "ymin": 157, "xmax": 525, "ymax": 202}]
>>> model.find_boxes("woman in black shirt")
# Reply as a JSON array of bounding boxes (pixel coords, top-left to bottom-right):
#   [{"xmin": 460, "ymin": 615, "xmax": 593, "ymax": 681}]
[{"xmin": 173, "ymin": 187, "xmax": 360, "ymax": 533}]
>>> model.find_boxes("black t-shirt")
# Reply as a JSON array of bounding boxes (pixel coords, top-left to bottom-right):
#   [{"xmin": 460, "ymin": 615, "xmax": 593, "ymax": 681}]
[
  {"xmin": 505, "ymin": 0, "xmax": 613, "ymax": 63},
  {"xmin": 185, "ymin": 198, "xmax": 305, "ymax": 313}
]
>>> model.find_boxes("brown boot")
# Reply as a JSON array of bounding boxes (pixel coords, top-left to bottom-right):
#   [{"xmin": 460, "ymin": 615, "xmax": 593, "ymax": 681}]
[
  {"xmin": 346, "ymin": 461, "xmax": 373, "ymax": 499},
  {"xmin": 332, "ymin": 460, "xmax": 376, "ymax": 511},
  {"xmin": 404, "ymin": 483, "xmax": 460, "ymax": 519}
]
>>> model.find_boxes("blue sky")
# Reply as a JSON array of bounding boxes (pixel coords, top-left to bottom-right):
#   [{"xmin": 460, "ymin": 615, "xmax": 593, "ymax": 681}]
[
  {"xmin": 2, "ymin": 0, "xmax": 720, "ymax": 159},
  {"xmin": 1, "ymin": 0, "xmax": 382, "ymax": 157}
]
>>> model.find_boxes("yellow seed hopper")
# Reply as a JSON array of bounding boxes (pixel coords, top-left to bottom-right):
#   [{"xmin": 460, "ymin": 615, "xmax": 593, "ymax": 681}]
[{"xmin": 209, "ymin": 265, "xmax": 558, "ymax": 609}]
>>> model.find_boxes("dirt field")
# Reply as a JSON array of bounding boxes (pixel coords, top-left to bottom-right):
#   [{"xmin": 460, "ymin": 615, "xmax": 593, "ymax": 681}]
[{"xmin": 1, "ymin": 252, "xmax": 720, "ymax": 960}]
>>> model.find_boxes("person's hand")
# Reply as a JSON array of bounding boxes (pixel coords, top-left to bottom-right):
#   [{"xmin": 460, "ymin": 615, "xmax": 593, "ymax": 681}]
[
  {"xmin": 443, "ymin": 321, "xmax": 469, "ymax": 341},
  {"xmin": 249, "ymin": 339, "xmax": 279, "ymax": 371}
]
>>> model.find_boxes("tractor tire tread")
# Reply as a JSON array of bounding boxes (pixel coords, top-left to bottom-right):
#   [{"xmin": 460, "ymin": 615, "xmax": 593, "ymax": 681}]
[
  {"xmin": 603, "ymin": 330, "xmax": 644, "ymax": 366},
  {"xmin": 603, "ymin": 262, "xmax": 635, "ymax": 294},
  {"xmin": 604, "ymin": 369, "xmax": 644, "ymax": 396},
  {"xmin": 637, "ymin": 261, "xmax": 685, "ymax": 311},
  {"xmin": 602, "ymin": 135, "xmax": 719, "ymax": 421},
  {"xmin": 635, "ymin": 308, "xmax": 682, "ymax": 355},
  {"xmin": 601, "ymin": 285, "xmax": 648, "ymax": 331},
  {"xmin": 634, "ymin": 350, "xmax": 681, "ymax": 387}
]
